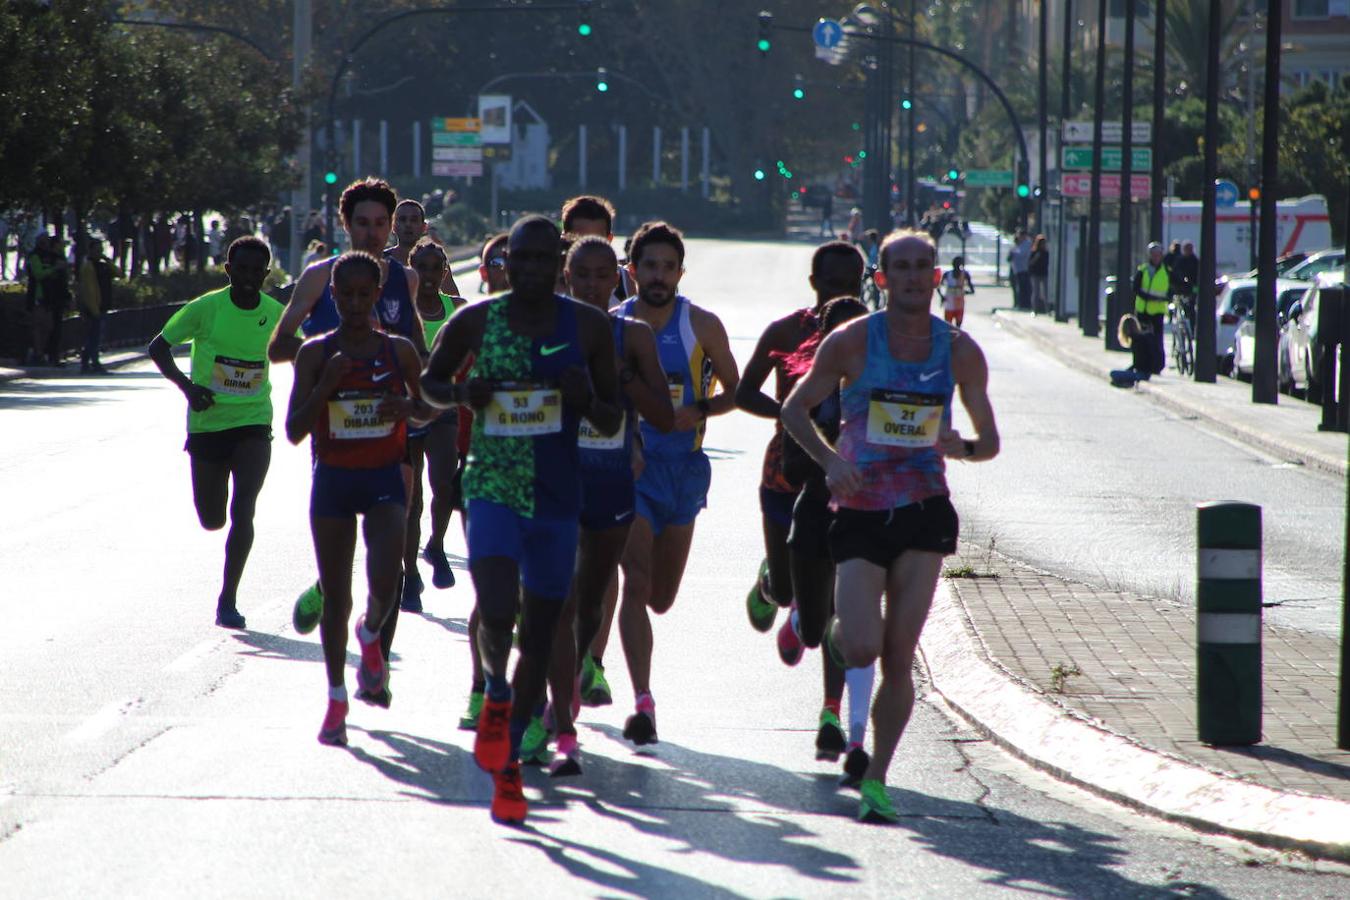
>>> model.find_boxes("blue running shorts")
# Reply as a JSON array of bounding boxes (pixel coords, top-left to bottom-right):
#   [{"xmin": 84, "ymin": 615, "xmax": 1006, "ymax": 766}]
[
  {"xmin": 634, "ymin": 451, "xmax": 712, "ymax": 535},
  {"xmin": 466, "ymin": 498, "xmax": 579, "ymax": 600}
]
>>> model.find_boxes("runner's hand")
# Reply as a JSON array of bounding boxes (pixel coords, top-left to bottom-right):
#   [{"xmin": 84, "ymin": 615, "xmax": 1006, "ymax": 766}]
[
  {"xmin": 377, "ymin": 393, "xmax": 414, "ymax": 422},
  {"xmin": 559, "ymin": 365, "xmax": 594, "ymax": 414},
  {"xmin": 464, "ymin": 378, "xmax": 493, "ymax": 410},
  {"xmin": 183, "ymin": 383, "xmax": 215, "ymax": 412},
  {"xmin": 672, "ymin": 404, "xmax": 703, "ymax": 432},
  {"xmin": 824, "ymin": 456, "xmax": 863, "ymax": 497},
  {"xmin": 935, "ymin": 427, "xmax": 967, "ymax": 459},
  {"xmin": 320, "ymin": 351, "xmax": 352, "ymax": 391}
]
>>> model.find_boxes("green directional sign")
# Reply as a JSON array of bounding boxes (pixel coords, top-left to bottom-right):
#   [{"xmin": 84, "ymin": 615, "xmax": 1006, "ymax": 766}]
[
  {"xmin": 963, "ymin": 169, "xmax": 1013, "ymax": 188},
  {"xmin": 1062, "ymin": 146, "xmax": 1152, "ymax": 172}
]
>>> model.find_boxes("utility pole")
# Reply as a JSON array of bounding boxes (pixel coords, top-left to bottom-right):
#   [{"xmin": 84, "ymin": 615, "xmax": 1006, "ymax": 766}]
[
  {"xmin": 1111, "ymin": 1, "xmax": 1136, "ymax": 352},
  {"xmin": 1037, "ymin": 0, "xmax": 1048, "ymax": 232},
  {"xmin": 1057, "ymin": 0, "xmax": 1073, "ymax": 323},
  {"xmin": 1084, "ymin": 0, "xmax": 1107, "ymax": 338},
  {"xmin": 1196, "ymin": 0, "xmax": 1222, "ymax": 382},
  {"xmin": 1253, "ymin": 0, "xmax": 1283, "ymax": 404},
  {"xmin": 1150, "ymin": 0, "xmax": 1166, "ymax": 242},
  {"xmin": 906, "ymin": 0, "xmax": 916, "ymax": 226},
  {"xmin": 290, "ymin": 0, "xmax": 311, "ymax": 277}
]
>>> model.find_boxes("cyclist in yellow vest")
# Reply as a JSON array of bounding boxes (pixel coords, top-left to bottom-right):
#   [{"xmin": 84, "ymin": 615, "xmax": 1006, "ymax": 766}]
[{"xmin": 1132, "ymin": 242, "xmax": 1169, "ymax": 376}]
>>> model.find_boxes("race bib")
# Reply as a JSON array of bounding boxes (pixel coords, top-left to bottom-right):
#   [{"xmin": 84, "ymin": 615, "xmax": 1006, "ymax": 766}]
[
  {"xmin": 483, "ymin": 386, "xmax": 562, "ymax": 437},
  {"xmin": 667, "ymin": 375, "xmax": 685, "ymax": 407},
  {"xmin": 210, "ymin": 356, "xmax": 264, "ymax": 396},
  {"xmin": 866, "ymin": 389, "xmax": 943, "ymax": 448},
  {"xmin": 578, "ymin": 411, "xmax": 625, "ymax": 450},
  {"xmin": 328, "ymin": 390, "xmax": 394, "ymax": 440}
]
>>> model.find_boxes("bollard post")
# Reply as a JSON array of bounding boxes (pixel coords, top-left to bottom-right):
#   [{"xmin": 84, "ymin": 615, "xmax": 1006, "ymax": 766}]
[{"xmin": 1196, "ymin": 502, "xmax": 1262, "ymax": 745}]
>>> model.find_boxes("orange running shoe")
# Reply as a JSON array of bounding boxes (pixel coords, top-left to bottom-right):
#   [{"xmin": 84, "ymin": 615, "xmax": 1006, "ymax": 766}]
[
  {"xmin": 474, "ymin": 694, "xmax": 512, "ymax": 773},
  {"xmin": 491, "ymin": 762, "xmax": 528, "ymax": 824}
]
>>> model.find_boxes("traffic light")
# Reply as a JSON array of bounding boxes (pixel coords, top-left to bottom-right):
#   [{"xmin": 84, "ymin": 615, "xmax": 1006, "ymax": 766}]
[
  {"xmin": 1016, "ymin": 160, "xmax": 1030, "ymax": 199},
  {"xmin": 851, "ymin": 121, "xmax": 861, "ymax": 131},
  {"xmin": 792, "ymin": 75, "xmax": 805, "ymax": 100},
  {"xmin": 577, "ymin": 0, "xmax": 592, "ymax": 36},
  {"xmin": 901, "ymin": 98, "xmax": 912, "ymax": 110},
  {"xmin": 753, "ymin": 168, "xmax": 766, "ymax": 181},
  {"xmin": 1248, "ymin": 186, "xmax": 1261, "ymax": 201},
  {"xmin": 324, "ymin": 171, "xmax": 337, "ymax": 185},
  {"xmin": 946, "ymin": 168, "xmax": 960, "ymax": 182},
  {"xmin": 757, "ymin": 11, "xmax": 772, "ymax": 54},
  {"xmin": 776, "ymin": 160, "xmax": 793, "ymax": 179},
  {"xmin": 1016, "ymin": 182, "xmax": 1031, "ymax": 198},
  {"xmin": 595, "ymin": 67, "xmax": 609, "ymax": 92}
]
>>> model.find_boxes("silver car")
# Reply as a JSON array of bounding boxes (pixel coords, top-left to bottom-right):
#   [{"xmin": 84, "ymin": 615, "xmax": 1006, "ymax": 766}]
[
  {"xmin": 1231, "ymin": 281, "xmax": 1307, "ymax": 381},
  {"xmin": 1285, "ymin": 247, "xmax": 1345, "ymax": 282}
]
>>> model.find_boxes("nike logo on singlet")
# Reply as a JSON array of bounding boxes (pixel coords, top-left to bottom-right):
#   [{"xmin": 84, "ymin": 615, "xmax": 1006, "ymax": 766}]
[
  {"xmin": 372, "ymin": 371, "xmax": 391, "ymax": 383},
  {"xmin": 258, "ymin": 316, "xmax": 267, "ymax": 326},
  {"xmin": 540, "ymin": 343, "xmax": 570, "ymax": 356},
  {"xmin": 919, "ymin": 371, "xmax": 940, "ymax": 382}
]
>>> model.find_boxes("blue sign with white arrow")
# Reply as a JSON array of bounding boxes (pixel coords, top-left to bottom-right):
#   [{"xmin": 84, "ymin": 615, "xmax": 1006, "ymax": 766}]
[
  {"xmin": 813, "ymin": 18, "xmax": 844, "ymax": 49},
  {"xmin": 1214, "ymin": 179, "xmax": 1239, "ymax": 208}
]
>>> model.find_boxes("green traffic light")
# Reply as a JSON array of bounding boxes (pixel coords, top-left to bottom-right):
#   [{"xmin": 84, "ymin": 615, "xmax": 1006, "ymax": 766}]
[
  {"xmin": 857, "ymin": 150, "xmax": 867, "ymax": 160},
  {"xmin": 757, "ymin": 38, "xmax": 771, "ymax": 52},
  {"xmin": 792, "ymin": 88, "xmax": 805, "ymax": 100},
  {"xmin": 901, "ymin": 99, "xmax": 912, "ymax": 110},
  {"xmin": 324, "ymin": 171, "xmax": 337, "ymax": 185},
  {"xmin": 754, "ymin": 169, "xmax": 766, "ymax": 181},
  {"xmin": 578, "ymin": 23, "xmax": 592, "ymax": 36},
  {"xmin": 1016, "ymin": 184, "xmax": 1030, "ymax": 198},
  {"xmin": 947, "ymin": 169, "xmax": 959, "ymax": 181},
  {"xmin": 851, "ymin": 122, "xmax": 860, "ymax": 131},
  {"xmin": 596, "ymin": 81, "xmax": 608, "ymax": 92}
]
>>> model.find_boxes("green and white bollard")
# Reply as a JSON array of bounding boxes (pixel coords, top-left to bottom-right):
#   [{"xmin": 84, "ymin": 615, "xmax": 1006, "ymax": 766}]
[{"xmin": 1196, "ymin": 502, "xmax": 1262, "ymax": 746}]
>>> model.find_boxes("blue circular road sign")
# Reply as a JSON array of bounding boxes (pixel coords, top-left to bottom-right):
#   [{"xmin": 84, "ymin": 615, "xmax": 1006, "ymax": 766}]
[
  {"xmin": 1214, "ymin": 179, "xmax": 1239, "ymax": 208},
  {"xmin": 813, "ymin": 18, "xmax": 844, "ymax": 49}
]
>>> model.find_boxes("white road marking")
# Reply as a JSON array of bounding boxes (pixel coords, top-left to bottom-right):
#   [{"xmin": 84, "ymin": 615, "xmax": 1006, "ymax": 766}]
[
  {"xmin": 163, "ymin": 638, "xmax": 219, "ymax": 673},
  {"xmin": 63, "ymin": 699, "xmax": 139, "ymax": 744}
]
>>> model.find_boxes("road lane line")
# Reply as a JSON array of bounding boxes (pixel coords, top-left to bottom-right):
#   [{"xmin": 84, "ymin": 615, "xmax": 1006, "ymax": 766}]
[
  {"xmin": 163, "ymin": 638, "xmax": 219, "ymax": 673},
  {"xmin": 62, "ymin": 699, "xmax": 138, "ymax": 744}
]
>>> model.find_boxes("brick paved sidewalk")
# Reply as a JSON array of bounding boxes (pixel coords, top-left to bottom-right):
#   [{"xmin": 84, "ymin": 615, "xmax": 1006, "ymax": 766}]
[{"xmin": 941, "ymin": 543, "xmax": 1350, "ymax": 802}]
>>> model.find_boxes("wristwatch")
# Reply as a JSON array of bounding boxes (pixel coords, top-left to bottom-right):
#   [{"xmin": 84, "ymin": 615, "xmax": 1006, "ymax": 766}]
[
  {"xmin": 696, "ymin": 398, "xmax": 711, "ymax": 418},
  {"xmin": 962, "ymin": 439, "xmax": 976, "ymax": 459}
]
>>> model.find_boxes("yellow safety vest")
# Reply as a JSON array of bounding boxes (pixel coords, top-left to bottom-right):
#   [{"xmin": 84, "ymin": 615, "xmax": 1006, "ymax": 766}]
[{"xmin": 1135, "ymin": 264, "xmax": 1169, "ymax": 316}]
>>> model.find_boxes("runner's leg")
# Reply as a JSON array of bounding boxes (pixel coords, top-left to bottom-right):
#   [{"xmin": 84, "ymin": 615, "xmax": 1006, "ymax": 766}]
[{"xmin": 218, "ymin": 437, "xmax": 271, "ymax": 612}]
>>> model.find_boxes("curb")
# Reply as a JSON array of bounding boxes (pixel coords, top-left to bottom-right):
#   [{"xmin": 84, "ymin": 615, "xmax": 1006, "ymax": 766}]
[
  {"xmin": 993, "ymin": 310, "xmax": 1346, "ymax": 478},
  {"xmin": 919, "ymin": 582, "xmax": 1350, "ymax": 862}
]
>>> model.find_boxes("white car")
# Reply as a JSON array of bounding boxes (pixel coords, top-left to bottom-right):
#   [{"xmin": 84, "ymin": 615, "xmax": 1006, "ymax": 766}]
[
  {"xmin": 1285, "ymin": 247, "xmax": 1345, "ymax": 283},
  {"xmin": 1280, "ymin": 271, "xmax": 1346, "ymax": 400},
  {"xmin": 1211, "ymin": 278, "xmax": 1261, "ymax": 372},
  {"xmin": 1231, "ymin": 281, "xmax": 1307, "ymax": 381}
]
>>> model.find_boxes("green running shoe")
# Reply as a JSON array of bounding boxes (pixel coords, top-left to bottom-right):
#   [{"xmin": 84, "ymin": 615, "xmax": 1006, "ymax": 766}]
[
  {"xmin": 458, "ymin": 690, "xmax": 484, "ymax": 731},
  {"xmin": 858, "ymin": 779, "xmax": 899, "ymax": 824},
  {"xmin": 745, "ymin": 558, "xmax": 777, "ymax": 633},
  {"xmin": 580, "ymin": 656, "xmax": 613, "ymax": 707},
  {"xmin": 519, "ymin": 715, "xmax": 550, "ymax": 765},
  {"xmin": 292, "ymin": 581, "xmax": 324, "ymax": 635}
]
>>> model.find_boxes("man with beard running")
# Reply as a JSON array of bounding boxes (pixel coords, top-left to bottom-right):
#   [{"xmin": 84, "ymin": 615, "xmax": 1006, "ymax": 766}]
[
  {"xmin": 615, "ymin": 222, "xmax": 740, "ymax": 747},
  {"xmin": 782, "ymin": 230, "xmax": 999, "ymax": 823}
]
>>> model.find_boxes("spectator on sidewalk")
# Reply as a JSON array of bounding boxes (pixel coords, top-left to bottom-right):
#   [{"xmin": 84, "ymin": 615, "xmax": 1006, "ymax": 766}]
[
  {"xmin": 1029, "ymin": 234, "xmax": 1050, "ymax": 314},
  {"xmin": 1008, "ymin": 228, "xmax": 1032, "ymax": 310},
  {"xmin": 845, "ymin": 207, "xmax": 863, "ymax": 244},
  {"xmin": 208, "ymin": 220, "xmax": 226, "ymax": 265},
  {"xmin": 820, "ymin": 190, "xmax": 835, "ymax": 238},
  {"xmin": 1163, "ymin": 240, "xmax": 1181, "ymax": 280},
  {"xmin": 77, "ymin": 238, "xmax": 115, "ymax": 373},
  {"xmin": 1133, "ymin": 241, "xmax": 1170, "ymax": 376},
  {"xmin": 1175, "ymin": 241, "xmax": 1199, "ymax": 300},
  {"xmin": 27, "ymin": 235, "xmax": 71, "ymax": 366}
]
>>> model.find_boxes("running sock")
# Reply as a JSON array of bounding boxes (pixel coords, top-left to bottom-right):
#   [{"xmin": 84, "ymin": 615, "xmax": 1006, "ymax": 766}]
[
  {"xmin": 508, "ymin": 717, "xmax": 527, "ymax": 760},
  {"xmin": 635, "ymin": 691, "xmax": 655, "ymax": 714},
  {"xmin": 357, "ymin": 621, "xmax": 379, "ymax": 646},
  {"xmin": 485, "ymin": 673, "xmax": 511, "ymax": 702},
  {"xmin": 471, "ymin": 679, "xmax": 486, "ymax": 693},
  {"xmin": 845, "ymin": 664, "xmax": 876, "ymax": 746},
  {"xmin": 823, "ymin": 697, "xmax": 842, "ymax": 718},
  {"xmin": 329, "ymin": 685, "xmax": 348, "ymax": 702}
]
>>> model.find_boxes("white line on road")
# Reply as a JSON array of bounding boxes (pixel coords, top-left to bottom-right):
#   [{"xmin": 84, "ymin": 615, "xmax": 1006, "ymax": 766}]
[
  {"xmin": 62, "ymin": 699, "xmax": 140, "ymax": 745},
  {"xmin": 163, "ymin": 638, "xmax": 220, "ymax": 674}
]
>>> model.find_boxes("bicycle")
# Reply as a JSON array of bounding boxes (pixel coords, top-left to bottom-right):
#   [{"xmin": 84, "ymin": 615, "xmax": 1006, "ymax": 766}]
[{"xmin": 1168, "ymin": 293, "xmax": 1195, "ymax": 376}]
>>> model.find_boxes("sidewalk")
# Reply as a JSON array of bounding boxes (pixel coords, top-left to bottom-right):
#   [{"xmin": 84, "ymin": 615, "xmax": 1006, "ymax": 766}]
[{"xmin": 920, "ymin": 299, "xmax": 1350, "ymax": 862}]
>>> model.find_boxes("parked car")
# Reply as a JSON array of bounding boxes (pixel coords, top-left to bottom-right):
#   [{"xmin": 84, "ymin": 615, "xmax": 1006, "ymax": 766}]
[
  {"xmin": 1280, "ymin": 271, "xmax": 1346, "ymax": 399},
  {"xmin": 1224, "ymin": 252, "xmax": 1310, "ymax": 282},
  {"xmin": 1230, "ymin": 281, "xmax": 1307, "ymax": 381},
  {"xmin": 1284, "ymin": 247, "xmax": 1345, "ymax": 282},
  {"xmin": 1211, "ymin": 278, "xmax": 1261, "ymax": 372}
]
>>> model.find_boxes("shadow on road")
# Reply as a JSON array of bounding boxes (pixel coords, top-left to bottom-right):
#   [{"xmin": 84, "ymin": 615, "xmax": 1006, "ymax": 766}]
[
  {"xmin": 0, "ymin": 377, "xmax": 160, "ymax": 409},
  {"xmin": 1217, "ymin": 743, "xmax": 1350, "ymax": 783},
  {"xmin": 229, "ymin": 629, "xmax": 361, "ymax": 667}
]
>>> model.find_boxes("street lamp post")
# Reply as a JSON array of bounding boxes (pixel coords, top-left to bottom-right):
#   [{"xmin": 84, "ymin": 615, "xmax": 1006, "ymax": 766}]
[
  {"xmin": 1037, "ymin": 0, "xmax": 1048, "ymax": 233},
  {"xmin": 1150, "ymin": 0, "xmax": 1167, "ymax": 243},
  {"xmin": 1056, "ymin": 0, "xmax": 1073, "ymax": 323},
  {"xmin": 1253, "ymin": 0, "xmax": 1283, "ymax": 404},
  {"xmin": 1110, "ymin": 2, "xmax": 1136, "ymax": 353},
  {"xmin": 1083, "ymin": 0, "xmax": 1107, "ymax": 339},
  {"xmin": 1196, "ymin": 0, "xmax": 1222, "ymax": 383}
]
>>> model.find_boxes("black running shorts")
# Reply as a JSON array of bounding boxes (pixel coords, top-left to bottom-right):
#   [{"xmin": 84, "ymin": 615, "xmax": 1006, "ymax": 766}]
[{"xmin": 828, "ymin": 495, "xmax": 959, "ymax": 568}]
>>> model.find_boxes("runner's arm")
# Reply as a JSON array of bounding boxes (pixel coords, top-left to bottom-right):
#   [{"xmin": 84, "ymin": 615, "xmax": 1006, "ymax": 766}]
[
  {"xmin": 268, "ymin": 263, "xmax": 326, "ymax": 362},
  {"xmin": 286, "ymin": 340, "xmax": 342, "ymax": 444},
  {"xmin": 691, "ymin": 307, "xmax": 740, "ymax": 419},
  {"xmin": 733, "ymin": 317, "xmax": 790, "ymax": 419},
  {"xmin": 937, "ymin": 334, "xmax": 999, "ymax": 462},
  {"xmin": 382, "ymin": 337, "xmax": 434, "ymax": 425},
  {"xmin": 624, "ymin": 320, "xmax": 675, "ymax": 432},
  {"xmin": 440, "ymin": 268, "xmax": 460, "ymax": 297},
  {"xmin": 781, "ymin": 328, "xmax": 864, "ymax": 496},
  {"xmin": 421, "ymin": 303, "xmax": 482, "ymax": 408}
]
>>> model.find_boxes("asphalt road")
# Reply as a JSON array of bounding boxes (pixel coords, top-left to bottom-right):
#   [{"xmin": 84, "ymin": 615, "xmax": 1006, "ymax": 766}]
[{"xmin": 1, "ymin": 238, "xmax": 1345, "ymax": 897}]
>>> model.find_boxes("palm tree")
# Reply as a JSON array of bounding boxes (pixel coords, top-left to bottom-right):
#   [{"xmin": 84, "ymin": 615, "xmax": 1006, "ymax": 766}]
[{"xmin": 1148, "ymin": 0, "xmax": 1254, "ymax": 98}]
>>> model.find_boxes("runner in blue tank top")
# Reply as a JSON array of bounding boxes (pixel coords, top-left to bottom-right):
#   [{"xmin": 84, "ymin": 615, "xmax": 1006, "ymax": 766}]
[
  {"xmin": 266, "ymin": 178, "xmax": 424, "ymax": 698},
  {"xmin": 420, "ymin": 216, "xmax": 622, "ymax": 825},
  {"xmin": 535, "ymin": 235, "xmax": 674, "ymax": 775},
  {"xmin": 782, "ymin": 230, "xmax": 1000, "ymax": 825},
  {"xmin": 613, "ymin": 222, "xmax": 741, "ymax": 747}
]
